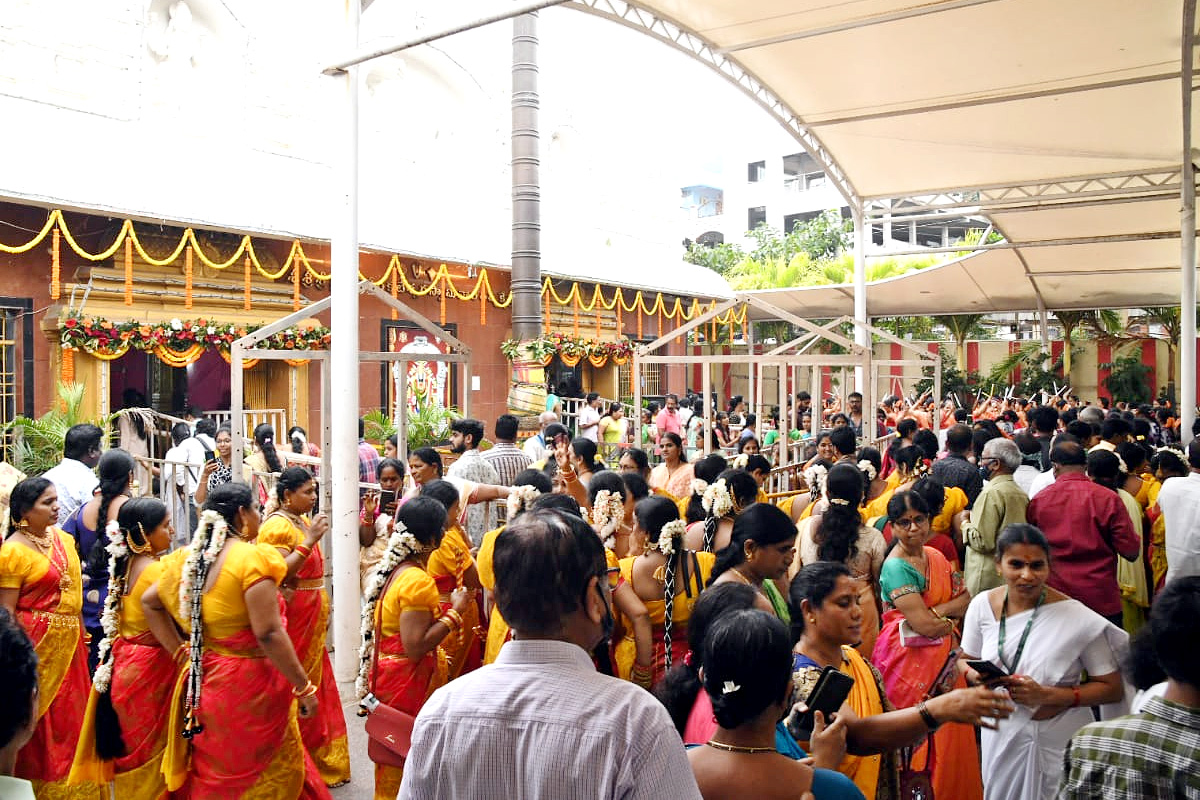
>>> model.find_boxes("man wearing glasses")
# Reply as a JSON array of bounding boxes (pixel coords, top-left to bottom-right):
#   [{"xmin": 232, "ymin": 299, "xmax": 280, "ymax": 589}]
[
  {"xmin": 961, "ymin": 438, "xmax": 1029, "ymax": 596},
  {"xmin": 400, "ymin": 508, "xmax": 700, "ymax": 799}
]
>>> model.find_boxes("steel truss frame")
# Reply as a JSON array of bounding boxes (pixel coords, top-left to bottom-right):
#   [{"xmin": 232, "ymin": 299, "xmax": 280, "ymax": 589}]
[{"xmin": 568, "ymin": 0, "xmax": 860, "ymax": 209}]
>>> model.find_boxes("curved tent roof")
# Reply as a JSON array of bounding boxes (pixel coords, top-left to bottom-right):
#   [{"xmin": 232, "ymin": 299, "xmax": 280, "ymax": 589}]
[{"xmin": 582, "ymin": 0, "xmax": 1196, "ymax": 316}]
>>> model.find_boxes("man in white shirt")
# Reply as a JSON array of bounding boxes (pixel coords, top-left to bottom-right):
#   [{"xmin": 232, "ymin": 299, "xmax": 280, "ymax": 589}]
[
  {"xmin": 578, "ymin": 392, "xmax": 602, "ymax": 443},
  {"xmin": 1157, "ymin": 439, "xmax": 1200, "ymax": 584},
  {"xmin": 400, "ymin": 508, "xmax": 702, "ymax": 800},
  {"xmin": 522, "ymin": 411, "xmax": 558, "ymax": 462},
  {"xmin": 164, "ymin": 422, "xmax": 204, "ymax": 546},
  {"xmin": 41, "ymin": 424, "xmax": 102, "ymax": 526},
  {"xmin": 0, "ymin": 606, "xmax": 38, "ymax": 799}
]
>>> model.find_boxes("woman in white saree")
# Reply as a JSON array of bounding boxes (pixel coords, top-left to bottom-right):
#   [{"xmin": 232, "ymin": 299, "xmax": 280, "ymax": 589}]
[{"xmin": 959, "ymin": 523, "xmax": 1129, "ymax": 800}]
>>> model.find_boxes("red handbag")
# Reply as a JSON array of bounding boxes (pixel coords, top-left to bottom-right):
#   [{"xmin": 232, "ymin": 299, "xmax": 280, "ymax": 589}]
[
  {"xmin": 364, "ymin": 702, "xmax": 416, "ymax": 768},
  {"xmin": 363, "ymin": 567, "xmax": 417, "ymax": 769}
]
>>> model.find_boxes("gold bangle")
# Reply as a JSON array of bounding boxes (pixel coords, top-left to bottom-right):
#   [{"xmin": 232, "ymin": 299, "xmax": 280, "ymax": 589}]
[
  {"xmin": 292, "ymin": 680, "xmax": 317, "ymax": 698},
  {"xmin": 438, "ymin": 615, "xmax": 460, "ymax": 634},
  {"xmin": 294, "ymin": 544, "xmax": 312, "ymax": 559},
  {"xmin": 173, "ymin": 643, "xmax": 189, "ymax": 663}
]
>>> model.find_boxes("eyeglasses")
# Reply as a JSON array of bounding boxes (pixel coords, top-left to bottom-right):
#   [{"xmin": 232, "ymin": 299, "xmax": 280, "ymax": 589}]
[{"xmin": 893, "ymin": 516, "xmax": 927, "ymax": 528}]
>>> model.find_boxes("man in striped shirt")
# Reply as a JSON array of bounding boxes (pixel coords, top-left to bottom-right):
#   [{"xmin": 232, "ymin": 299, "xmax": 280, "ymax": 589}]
[{"xmin": 482, "ymin": 414, "xmax": 532, "ymax": 486}]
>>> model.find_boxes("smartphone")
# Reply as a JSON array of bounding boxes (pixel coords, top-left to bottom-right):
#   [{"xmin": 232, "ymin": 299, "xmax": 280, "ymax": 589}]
[
  {"xmin": 785, "ymin": 666, "xmax": 855, "ymax": 740},
  {"xmin": 379, "ymin": 489, "xmax": 397, "ymax": 510},
  {"xmin": 203, "ymin": 450, "xmax": 216, "ymax": 463},
  {"xmin": 965, "ymin": 659, "xmax": 1010, "ymax": 682}
]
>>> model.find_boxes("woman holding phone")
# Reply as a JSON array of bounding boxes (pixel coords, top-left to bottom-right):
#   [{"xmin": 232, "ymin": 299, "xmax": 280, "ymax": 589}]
[
  {"xmin": 360, "ymin": 458, "xmax": 406, "ymax": 593},
  {"xmin": 871, "ymin": 490, "xmax": 980, "ymax": 800},
  {"xmin": 959, "ymin": 524, "xmax": 1127, "ymax": 800},
  {"xmin": 790, "ymin": 562, "xmax": 1014, "ymax": 800},
  {"xmin": 195, "ymin": 424, "xmax": 234, "ymax": 506}
]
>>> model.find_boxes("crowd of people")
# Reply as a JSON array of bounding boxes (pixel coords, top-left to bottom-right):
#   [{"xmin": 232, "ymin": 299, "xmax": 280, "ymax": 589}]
[{"xmin": 0, "ymin": 389, "xmax": 1197, "ymax": 799}]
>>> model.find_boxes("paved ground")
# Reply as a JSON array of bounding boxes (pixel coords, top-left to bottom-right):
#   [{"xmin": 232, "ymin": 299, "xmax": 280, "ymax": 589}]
[{"xmin": 330, "ymin": 680, "xmax": 376, "ymax": 799}]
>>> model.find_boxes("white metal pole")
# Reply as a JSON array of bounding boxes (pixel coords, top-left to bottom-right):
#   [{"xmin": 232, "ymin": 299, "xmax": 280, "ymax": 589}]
[
  {"xmin": 852, "ymin": 206, "xmax": 868, "ymax": 393},
  {"xmin": 777, "ymin": 365, "xmax": 787, "ymax": 470},
  {"xmin": 397, "ymin": 361, "xmax": 408, "ymax": 465},
  {"xmin": 810, "ymin": 365, "xmax": 820, "ymax": 441},
  {"xmin": 746, "ymin": 321, "xmax": 756, "ymax": 429},
  {"xmin": 702, "ymin": 367, "xmax": 712, "ymax": 457},
  {"xmin": 1181, "ymin": 0, "xmax": 1197, "ymax": 444},
  {"xmin": 328, "ymin": 0, "xmax": 361, "ymax": 683}
]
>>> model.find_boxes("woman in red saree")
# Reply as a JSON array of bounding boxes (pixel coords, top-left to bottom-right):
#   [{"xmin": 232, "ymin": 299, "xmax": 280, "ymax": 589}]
[
  {"xmin": 872, "ymin": 489, "xmax": 981, "ymax": 800},
  {"xmin": 69, "ymin": 498, "xmax": 177, "ymax": 799},
  {"xmin": 142, "ymin": 482, "xmax": 330, "ymax": 800},
  {"xmin": 418, "ymin": 480, "xmax": 483, "ymax": 679},
  {"xmin": 258, "ymin": 467, "xmax": 348, "ymax": 787},
  {"xmin": 0, "ymin": 478, "xmax": 97, "ymax": 800},
  {"xmin": 256, "ymin": 465, "xmax": 345, "ymax": 786},
  {"xmin": 358, "ymin": 496, "xmax": 470, "ymax": 800}
]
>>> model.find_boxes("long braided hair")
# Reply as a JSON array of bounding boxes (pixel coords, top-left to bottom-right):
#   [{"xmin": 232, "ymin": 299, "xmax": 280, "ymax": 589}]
[
  {"xmin": 178, "ymin": 483, "xmax": 253, "ymax": 739},
  {"xmin": 356, "ymin": 497, "xmax": 447, "ymax": 701},
  {"xmin": 93, "ymin": 497, "xmax": 167, "ymax": 759},
  {"xmin": 701, "ymin": 469, "xmax": 757, "ymax": 553},
  {"xmin": 636, "ymin": 496, "xmax": 691, "ymax": 670}
]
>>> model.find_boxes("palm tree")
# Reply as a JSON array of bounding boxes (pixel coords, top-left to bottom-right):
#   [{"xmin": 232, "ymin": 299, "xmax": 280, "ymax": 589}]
[
  {"xmin": 1140, "ymin": 306, "xmax": 1200, "ymax": 394},
  {"xmin": 1052, "ymin": 310, "xmax": 1124, "ymax": 380},
  {"xmin": 938, "ymin": 315, "xmax": 988, "ymax": 372}
]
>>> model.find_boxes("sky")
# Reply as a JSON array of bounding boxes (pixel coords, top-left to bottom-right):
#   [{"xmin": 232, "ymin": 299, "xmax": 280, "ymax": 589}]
[{"xmin": 354, "ymin": 0, "xmax": 802, "ymax": 275}]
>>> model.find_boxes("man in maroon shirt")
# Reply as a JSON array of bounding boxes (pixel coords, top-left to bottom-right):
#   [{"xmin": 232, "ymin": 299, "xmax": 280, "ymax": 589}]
[{"xmin": 1027, "ymin": 440, "xmax": 1141, "ymax": 626}]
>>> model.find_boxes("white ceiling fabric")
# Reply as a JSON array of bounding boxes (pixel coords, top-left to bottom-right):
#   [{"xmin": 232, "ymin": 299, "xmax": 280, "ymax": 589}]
[{"xmin": 617, "ymin": 0, "xmax": 1196, "ymax": 316}]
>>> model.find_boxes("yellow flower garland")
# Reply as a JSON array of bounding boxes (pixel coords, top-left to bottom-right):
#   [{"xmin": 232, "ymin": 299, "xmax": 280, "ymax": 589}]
[{"xmin": 3, "ymin": 209, "xmax": 746, "ymax": 328}]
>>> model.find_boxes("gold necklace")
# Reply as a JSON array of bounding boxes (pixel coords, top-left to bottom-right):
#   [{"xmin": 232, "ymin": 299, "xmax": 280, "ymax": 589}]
[
  {"xmin": 706, "ymin": 739, "xmax": 776, "ymax": 754},
  {"xmin": 21, "ymin": 525, "xmax": 54, "ymax": 557},
  {"xmin": 728, "ymin": 567, "xmax": 757, "ymax": 587}
]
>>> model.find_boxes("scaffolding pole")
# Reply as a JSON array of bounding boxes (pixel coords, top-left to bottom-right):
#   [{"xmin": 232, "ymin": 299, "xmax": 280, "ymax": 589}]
[{"xmin": 1181, "ymin": 0, "xmax": 1197, "ymax": 444}]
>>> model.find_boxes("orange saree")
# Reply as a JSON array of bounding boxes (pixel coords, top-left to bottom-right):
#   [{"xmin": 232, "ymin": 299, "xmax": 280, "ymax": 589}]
[
  {"xmin": 0, "ymin": 529, "xmax": 98, "ymax": 800},
  {"xmin": 157, "ymin": 542, "xmax": 331, "ymax": 800},
  {"xmin": 370, "ymin": 566, "xmax": 449, "ymax": 800},
  {"xmin": 70, "ymin": 562, "xmax": 176, "ymax": 800},
  {"xmin": 873, "ymin": 546, "xmax": 982, "ymax": 800},
  {"xmin": 258, "ymin": 514, "xmax": 350, "ymax": 787}
]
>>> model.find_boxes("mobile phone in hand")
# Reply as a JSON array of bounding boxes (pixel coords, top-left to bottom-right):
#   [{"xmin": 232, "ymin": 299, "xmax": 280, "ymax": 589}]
[
  {"xmin": 379, "ymin": 489, "xmax": 397, "ymax": 510},
  {"xmin": 785, "ymin": 666, "xmax": 855, "ymax": 741},
  {"xmin": 204, "ymin": 450, "xmax": 216, "ymax": 463},
  {"xmin": 965, "ymin": 659, "xmax": 1009, "ymax": 682}
]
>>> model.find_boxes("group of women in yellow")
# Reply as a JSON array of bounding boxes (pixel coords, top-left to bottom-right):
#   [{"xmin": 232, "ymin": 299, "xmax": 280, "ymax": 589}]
[
  {"xmin": 0, "ymin": 455, "xmax": 343, "ymax": 799},
  {"xmin": 1, "ymin": 436, "xmax": 1133, "ymax": 800}
]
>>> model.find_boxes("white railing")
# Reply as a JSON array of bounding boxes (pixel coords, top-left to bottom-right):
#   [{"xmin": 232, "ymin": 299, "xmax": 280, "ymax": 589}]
[{"xmin": 207, "ymin": 408, "xmax": 289, "ymax": 438}]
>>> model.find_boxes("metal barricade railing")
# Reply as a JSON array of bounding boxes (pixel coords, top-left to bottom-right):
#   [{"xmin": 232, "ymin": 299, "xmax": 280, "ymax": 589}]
[
  {"xmin": 559, "ymin": 396, "xmax": 638, "ymax": 441},
  {"xmin": 207, "ymin": 408, "xmax": 289, "ymax": 438}
]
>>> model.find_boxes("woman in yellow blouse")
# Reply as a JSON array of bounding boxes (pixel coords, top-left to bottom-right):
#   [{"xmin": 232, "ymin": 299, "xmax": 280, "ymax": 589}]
[
  {"xmin": 142, "ymin": 482, "xmax": 329, "ymax": 799},
  {"xmin": 70, "ymin": 498, "xmax": 175, "ymax": 799},
  {"xmin": 257, "ymin": 467, "xmax": 347, "ymax": 788},
  {"xmin": 616, "ymin": 496, "xmax": 714, "ymax": 687},
  {"xmin": 358, "ymin": 496, "xmax": 470, "ymax": 800},
  {"xmin": 477, "ymin": 470, "xmax": 551, "ymax": 664},
  {"xmin": 418, "ymin": 479, "xmax": 485, "ymax": 679},
  {"xmin": 0, "ymin": 478, "xmax": 95, "ymax": 799}
]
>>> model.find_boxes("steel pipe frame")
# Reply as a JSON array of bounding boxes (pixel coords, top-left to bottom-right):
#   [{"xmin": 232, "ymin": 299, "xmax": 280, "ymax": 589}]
[
  {"xmin": 231, "ymin": 279, "xmax": 469, "ymax": 680},
  {"xmin": 1182, "ymin": 0, "xmax": 1197, "ymax": 444},
  {"xmin": 862, "ymin": 168, "xmax": 1185, "ymax": 215},
  {"xmin": 569, "ymin": 0, "xmax": 860, "ymax": 210},
  {"xmin": 322, "ymin": 0, "xmax": 570, "ymax": 73}
]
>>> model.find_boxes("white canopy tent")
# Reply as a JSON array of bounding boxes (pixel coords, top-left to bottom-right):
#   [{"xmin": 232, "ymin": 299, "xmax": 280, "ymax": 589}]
[
  {"xmin": 571, "ymin": 0, "xmax": 1197, "ymax": 439},
  {"xmin": 319, "ymin": 0, "xmax": 1197, "ymax": 678}
]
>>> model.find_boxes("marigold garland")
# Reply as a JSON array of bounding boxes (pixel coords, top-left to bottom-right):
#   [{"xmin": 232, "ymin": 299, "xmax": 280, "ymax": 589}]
[
  {"xmin": 0, "ymin": 209, "xmax": 746, "ymax": 327},
  {"xmin": 60, "ymin": 312, "xmax": 331, "ymax": 367},
  {"xmin": 500, "ymin": 333, "xmax": 633, "ymax": 369}
]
